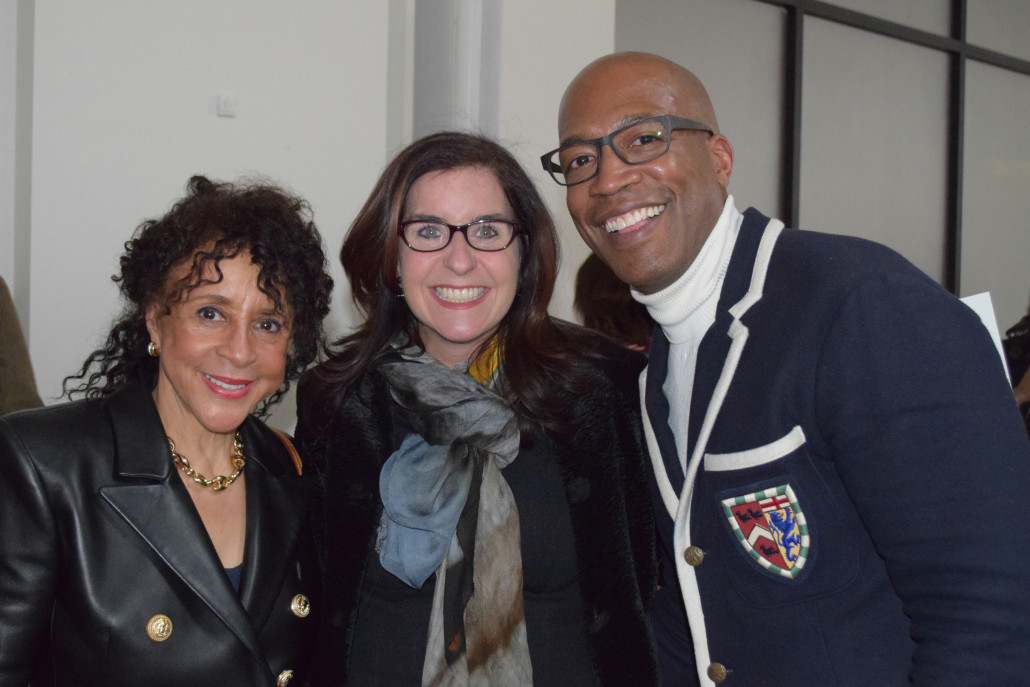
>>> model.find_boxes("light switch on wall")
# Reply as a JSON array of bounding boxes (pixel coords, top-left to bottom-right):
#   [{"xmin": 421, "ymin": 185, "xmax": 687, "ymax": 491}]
[{"xmin": 216, "ymin": 93, "xmax": 237, "ymax": 118}]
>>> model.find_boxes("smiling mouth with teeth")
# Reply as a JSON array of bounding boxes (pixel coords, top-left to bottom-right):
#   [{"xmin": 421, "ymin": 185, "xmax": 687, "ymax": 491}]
[
  {"xmin": 604, "ymin": 204, "xmax": 666, "ymax": 233},
  {"xmin": 204, "ymin": 374, "xmax": 248, "ymax": 391},
  {"xmin": 435, "ymin": 286, "xmax": 486, "ymax": 303}
]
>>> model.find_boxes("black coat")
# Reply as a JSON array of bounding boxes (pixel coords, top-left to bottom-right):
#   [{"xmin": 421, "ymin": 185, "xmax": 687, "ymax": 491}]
[
  {"xmin": 0, "ymin": 384, "xmax": 318, "ymax": 687},
  {"xmin": 296, "ymin": 339, "xmax": 659, "ymax": 686}
]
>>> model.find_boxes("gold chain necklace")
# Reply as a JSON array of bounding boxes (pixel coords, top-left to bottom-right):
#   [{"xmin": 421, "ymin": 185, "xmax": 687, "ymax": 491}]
[{"xmin": 168, "ymin": 431, "xmax": 245, "ymax": 491}]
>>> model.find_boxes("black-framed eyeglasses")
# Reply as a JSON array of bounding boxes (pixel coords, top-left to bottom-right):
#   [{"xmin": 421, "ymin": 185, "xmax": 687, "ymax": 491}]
[
  {"xmin": 398, "ymin": 219, "xmax": 520, "ymax": 252},
  {"xmin": 540, "ymin": 115, "xmax": 714, "ymax": 186}
]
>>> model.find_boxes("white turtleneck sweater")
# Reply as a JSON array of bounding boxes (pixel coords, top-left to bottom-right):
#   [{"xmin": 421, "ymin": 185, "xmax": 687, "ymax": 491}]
[{"xmin": 632, "ymin": 195, "xmax": 742, "ymax": 472}]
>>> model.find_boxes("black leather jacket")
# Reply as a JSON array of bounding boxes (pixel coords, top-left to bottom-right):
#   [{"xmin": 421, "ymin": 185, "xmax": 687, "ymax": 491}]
[{"xmin": 0, "ymin": 384, "xmax": 317, "ymax": 686}]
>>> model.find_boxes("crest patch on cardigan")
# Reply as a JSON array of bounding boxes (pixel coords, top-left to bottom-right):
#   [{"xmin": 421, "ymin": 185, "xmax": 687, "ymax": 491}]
[{"xmin": 722, "ymin": 484, "xmax": 809, "ymax": 579}]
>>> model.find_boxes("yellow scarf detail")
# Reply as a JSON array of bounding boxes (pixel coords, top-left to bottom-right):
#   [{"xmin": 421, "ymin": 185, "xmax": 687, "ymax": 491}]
[{"xmin": 468, "ymin": 337, "xmax": 502, "ymax": 386}]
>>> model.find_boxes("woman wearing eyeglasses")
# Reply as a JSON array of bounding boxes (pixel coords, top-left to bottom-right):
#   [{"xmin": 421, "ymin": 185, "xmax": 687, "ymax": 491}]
[{"xmin": 296, "ymin": 132, "xmax": 659, "ymax": 686}]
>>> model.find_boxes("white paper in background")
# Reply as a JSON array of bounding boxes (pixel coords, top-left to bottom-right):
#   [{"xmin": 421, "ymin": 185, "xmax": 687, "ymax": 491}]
[{"xmin": 960, "ymin": 292, "xmax": 1009, "ymax": 376}]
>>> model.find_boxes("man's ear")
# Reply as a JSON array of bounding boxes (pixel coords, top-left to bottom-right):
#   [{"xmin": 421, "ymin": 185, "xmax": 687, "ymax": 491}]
[{"xmin": 709, "ymin": 133, "xmax": 734, "ymax": 188}]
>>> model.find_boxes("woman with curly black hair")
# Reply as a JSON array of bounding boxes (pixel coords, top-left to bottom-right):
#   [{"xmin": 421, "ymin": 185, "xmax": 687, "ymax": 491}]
[{"xmin": 0, "ymin": 175, "xmax": 333, "ymax": 687}]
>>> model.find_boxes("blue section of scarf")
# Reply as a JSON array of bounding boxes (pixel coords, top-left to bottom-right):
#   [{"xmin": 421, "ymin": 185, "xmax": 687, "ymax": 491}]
[{"xmin": 375, "ymin": 349, "xmax": 519, "ymax": 589}]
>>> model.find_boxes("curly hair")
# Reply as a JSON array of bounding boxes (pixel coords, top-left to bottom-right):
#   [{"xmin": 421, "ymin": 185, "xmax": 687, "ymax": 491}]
[
  {"xmin": 308, "ymin": 132, "xmax": 601, "ymax": 433},
  {"xmin": 64, "ymin": 175, "xmax": 333, "ymax": 413}
]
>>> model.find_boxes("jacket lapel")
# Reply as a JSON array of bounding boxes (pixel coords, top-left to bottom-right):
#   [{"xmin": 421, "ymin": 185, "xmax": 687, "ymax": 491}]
[
  {"xmin": 687, "ymin": 309, "xmax": 736, "ymax": 455},
  {"xmin": 98, "ymin": 386, "xmax": 267, "ymax": 665},
  {"xmin": 237, "ymin": 421, "xmax": 311, "ymax": 631},
  {"xmin": 644, "ymin": 329, "xmax": 686, "ymax": 496},
  {"xmin": 644, "ymin": 209, "xmax": 785, "ymax": 502},
  {"xmin": 686, "ymin": 209, "xmax": 785, "ymax": 466}
]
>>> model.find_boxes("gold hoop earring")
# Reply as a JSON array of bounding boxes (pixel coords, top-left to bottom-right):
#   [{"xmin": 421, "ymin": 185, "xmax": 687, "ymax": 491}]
[{"xmin": 148, "ymin": 342, "xmax": 161, "ymax": 358}]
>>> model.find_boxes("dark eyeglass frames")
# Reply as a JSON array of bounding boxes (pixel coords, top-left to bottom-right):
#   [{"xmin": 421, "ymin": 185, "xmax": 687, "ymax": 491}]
[
  {"xmin": 398, "ymin": 219, "xmax": 520, "ymax": 252},
  {"xmin": 540, "ymin": 114, "xmax": 713, "ymax": 186}
]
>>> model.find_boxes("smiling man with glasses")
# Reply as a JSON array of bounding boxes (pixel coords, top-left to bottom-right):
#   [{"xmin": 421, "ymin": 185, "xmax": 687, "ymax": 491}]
[{"xmin": 546, "ymin": 51, "xmax": 1030, "ymax": 687}]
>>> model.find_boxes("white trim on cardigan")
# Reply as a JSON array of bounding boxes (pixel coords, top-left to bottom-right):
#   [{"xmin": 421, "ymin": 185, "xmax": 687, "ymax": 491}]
[{"xmin": 643, "ymin": 216, "xmax": 784, "ymax": 687}]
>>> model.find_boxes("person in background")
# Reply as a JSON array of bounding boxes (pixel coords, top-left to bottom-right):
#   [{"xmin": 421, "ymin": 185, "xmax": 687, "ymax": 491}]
[
  {"xmin": 296, "ymin": 132, "xmax": 658, "ymax": 686},
  {"xmin": 543, "ymin": 51, "xmax": 1030, "ymax": 687},
  {"xmin": 1002, "ymin": 297, "xmax": 1030, "ymax": 435},
  {"xmin": 574, "ymin": 252, "xmax": 655, "ymax": 352},
  {"xmin": 0, "ymin": 275, "xmax": 44, "ymax": 414},
  {"xmin": 0, "ymin": 175, "xmax": 333, "ymax": 686}
]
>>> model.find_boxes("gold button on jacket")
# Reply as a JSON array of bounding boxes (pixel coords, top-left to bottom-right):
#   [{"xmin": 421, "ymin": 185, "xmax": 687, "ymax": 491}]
[
  {"xmin": 707, "ymin": 662, "xmax": 728, "ymax": 683},
  {"xmin": 290, "ymin": 594, "xmax": 311, "ymax": 618},
  {"xmin": 145, "ymin": 614, "xmax": 173, "ymax": 642},
  {"xmin": 683, "ymin": 545, "xmax": 705, "ymax": 567}
]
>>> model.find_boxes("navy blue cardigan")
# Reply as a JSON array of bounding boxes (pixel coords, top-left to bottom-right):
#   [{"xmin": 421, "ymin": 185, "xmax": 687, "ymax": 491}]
[{"xmin": 646, "ymin": 208, "xmax": 1030, "ymax": 686}]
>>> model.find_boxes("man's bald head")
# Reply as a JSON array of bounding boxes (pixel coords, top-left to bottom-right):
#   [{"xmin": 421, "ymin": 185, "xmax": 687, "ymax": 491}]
[
  {"xmin": 559, "ymin": 52, "xmax": 721, "ymax": 141},
  {"xmin": 555, "ymin": 51, "xmax": 733, "ymax": 294}
]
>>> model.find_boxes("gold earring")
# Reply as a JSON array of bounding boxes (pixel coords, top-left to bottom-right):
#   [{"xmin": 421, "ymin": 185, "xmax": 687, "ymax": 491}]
[{"xmin": 148, "ymin": 342, "xmax": 161, "ymax": 357}]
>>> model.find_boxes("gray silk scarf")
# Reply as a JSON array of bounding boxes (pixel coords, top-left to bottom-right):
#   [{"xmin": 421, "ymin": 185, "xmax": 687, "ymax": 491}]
[{"xmin": 375, "ymin": 349, "xmax": 533, "ymax": 686}]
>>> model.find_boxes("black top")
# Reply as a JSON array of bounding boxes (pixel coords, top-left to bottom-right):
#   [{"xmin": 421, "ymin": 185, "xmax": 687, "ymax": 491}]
[
  {"xmin": 225, "ymin": 564, "xmax": 243, "ymax": 592},
  {"xmin": 296, "ymin": 334, "xmax": 659, "ymax": 687},
  {"xmin": 348, "ymin": 430, "xmax": 597, "ymax": 686}
]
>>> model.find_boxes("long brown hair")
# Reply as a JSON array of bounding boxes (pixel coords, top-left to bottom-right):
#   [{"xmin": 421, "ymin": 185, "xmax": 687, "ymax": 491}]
[
  {"xmin": 575, "ymin": 253, "xmax": 655, "ymax": 351},
  {"xmin": 311, "ymin": 132, "xmax": 598, "ymax": 432}
]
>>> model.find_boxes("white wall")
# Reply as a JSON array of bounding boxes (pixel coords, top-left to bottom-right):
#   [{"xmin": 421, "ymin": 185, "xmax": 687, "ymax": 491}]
[
  {"xmin": 1, "ymin": 0, "xmax": 31, "ymax": 327},
  {"xmin": 23, "ymin": 1, "xmax": 391, "ymax": 428},
  {"xmin": 492, "ymin": 0, "xmax": 616, "ymax": 322},
  {"xmin": 0, "ymin": 1, "xmax": 16, "ymax": 286}
]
